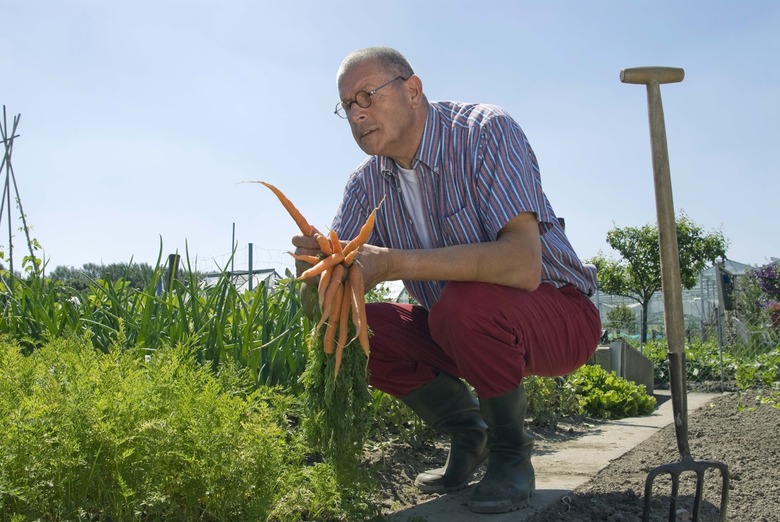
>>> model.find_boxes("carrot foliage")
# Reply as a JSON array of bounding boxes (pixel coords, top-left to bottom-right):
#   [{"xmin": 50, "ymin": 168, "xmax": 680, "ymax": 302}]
[{"xmin": 300, "ymin": 321, "xmax": 373, "ymax": 476}]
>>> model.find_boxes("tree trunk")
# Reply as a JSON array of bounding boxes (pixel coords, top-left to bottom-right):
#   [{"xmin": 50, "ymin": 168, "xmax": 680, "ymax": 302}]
[{"xmin": 641, "ymin": 300, "xmax": 650, "ymax": 344}]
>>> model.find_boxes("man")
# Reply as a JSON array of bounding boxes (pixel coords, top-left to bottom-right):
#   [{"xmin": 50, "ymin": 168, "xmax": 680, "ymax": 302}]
[{"xmin": 293, "ymin": 46, "xmax": 600, "ymax": 514}]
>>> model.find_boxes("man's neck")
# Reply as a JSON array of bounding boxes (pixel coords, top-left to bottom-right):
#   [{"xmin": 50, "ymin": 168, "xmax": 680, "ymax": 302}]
[{"xmin": 392, "ymin": 99, "xmax": 429, "ymax": 169}]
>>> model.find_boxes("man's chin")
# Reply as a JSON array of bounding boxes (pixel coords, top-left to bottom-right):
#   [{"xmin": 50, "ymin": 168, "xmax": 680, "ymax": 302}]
[{"xmin": 358, "ymin": 141, "xmax": 380, "ymax": 156}]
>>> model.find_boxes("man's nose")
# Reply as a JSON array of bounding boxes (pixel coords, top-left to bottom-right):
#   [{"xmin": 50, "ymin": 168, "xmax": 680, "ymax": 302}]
[{"xmin": 348, "ymin": 104, "xmax": 368, "ymax": 123}]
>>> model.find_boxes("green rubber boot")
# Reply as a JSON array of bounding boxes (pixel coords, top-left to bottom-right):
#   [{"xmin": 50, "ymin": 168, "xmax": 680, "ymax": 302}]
[
  {"xmin": 468, "ymin": 383, "xmax": 535, "ymax": 514},
  {"xmin": 400, "ymin": 373, "xmax": 489, "ymax": 493}
]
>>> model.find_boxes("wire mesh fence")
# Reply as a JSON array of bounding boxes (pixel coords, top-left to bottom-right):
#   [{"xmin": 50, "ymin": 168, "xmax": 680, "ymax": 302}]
[{"xmin": 593, "ymin": 259, "xmax": 780, "ymax": 390}]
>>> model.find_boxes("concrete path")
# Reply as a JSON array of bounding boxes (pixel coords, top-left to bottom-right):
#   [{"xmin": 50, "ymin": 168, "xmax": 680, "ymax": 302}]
[{"xmin": 388, "ymin": 390, "xmax": 721, "ymax": 521}]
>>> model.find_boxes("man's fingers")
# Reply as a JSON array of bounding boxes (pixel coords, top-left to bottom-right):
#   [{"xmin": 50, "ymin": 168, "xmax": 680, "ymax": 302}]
[
  {"xmin": 292, "ymin": 234, "xmax": 323, "ymax": 278},
  {"xmin": 291, "ymin": 234, "xmax": 319, "ymax": 249}
]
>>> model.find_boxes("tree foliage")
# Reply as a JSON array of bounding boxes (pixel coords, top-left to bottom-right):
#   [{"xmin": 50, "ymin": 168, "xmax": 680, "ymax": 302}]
[
  {"xmin": 605, "ymin": 304, "xmax": 637, "ymax": 336},
  {"xmin": 48, "ymin": 262, "xmax": 156, "ymax": 291},
  {"xmin": 588, "ymin": 212, "xmax": 727, "ymax": 343}
]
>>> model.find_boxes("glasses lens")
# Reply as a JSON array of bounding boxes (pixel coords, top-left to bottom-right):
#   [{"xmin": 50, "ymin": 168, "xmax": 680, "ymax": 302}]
[
  {"xmin": 335, "ymin": 102, "xmax": 349, "ymax": 118},
  {"xmin": 354, "ymin": 90, "xmax": 372, "ymax": 109}
]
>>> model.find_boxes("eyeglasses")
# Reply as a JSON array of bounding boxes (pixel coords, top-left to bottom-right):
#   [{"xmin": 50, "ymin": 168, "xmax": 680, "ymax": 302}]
[{"xmin": 334, "ymin": 76, "xmax": 406, "ymax": 119}]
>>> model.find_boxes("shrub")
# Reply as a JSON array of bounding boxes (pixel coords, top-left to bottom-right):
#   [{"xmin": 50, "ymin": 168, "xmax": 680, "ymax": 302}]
[
  {"xmin": 525, "ymin": 376, "xmax": 580, "ymax": 427},
  {"xmin": 735, "ymin": 348, "xmax": 780, "ymax": 390},
  {"xmin": 567, "ymin": 364, "xmax": 656, "ymax": 419}
]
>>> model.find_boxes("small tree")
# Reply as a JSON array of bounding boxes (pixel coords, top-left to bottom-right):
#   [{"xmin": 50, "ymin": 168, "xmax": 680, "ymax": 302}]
[
  {"xmin": 588, "ymin": 212, "xmax": 727, "ymax": 343},
  {"xmin": 605, "ymin": 304, "xmax": 637, "ymax": 337}
]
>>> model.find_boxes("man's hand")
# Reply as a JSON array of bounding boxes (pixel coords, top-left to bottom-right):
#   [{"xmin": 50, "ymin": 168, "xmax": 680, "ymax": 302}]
[
  {"xmin": 292, "ymin": 234, "xmax": 322, "ymax": 320},
  {"xmin": 291, "ymin": 234, "xmax": 321, "ymax": 279},
  {"xmin": 348, "ymin": 243, "xmax": 390, "ymax": 292}
]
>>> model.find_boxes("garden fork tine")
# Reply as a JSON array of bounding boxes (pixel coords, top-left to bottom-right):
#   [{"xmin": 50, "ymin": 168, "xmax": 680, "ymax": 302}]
[{"xmin": 620, "ymin": 66, "xmax": 730, "ymax": 522}]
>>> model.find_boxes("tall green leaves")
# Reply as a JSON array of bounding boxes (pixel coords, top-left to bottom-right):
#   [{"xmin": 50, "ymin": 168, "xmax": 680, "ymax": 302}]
[{"xmin": 0, "ymin": 259, "xmax": 310, "ymax": 390}]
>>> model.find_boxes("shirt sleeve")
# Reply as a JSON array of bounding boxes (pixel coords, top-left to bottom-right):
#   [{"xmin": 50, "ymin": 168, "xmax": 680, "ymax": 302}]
[
  {"xmin": 331, "ymin": 168, "xmax": 371, "ymax": 243},
  {"xmin": 477, "ymin": 111, "xmax": 556, "ymax": 239}
]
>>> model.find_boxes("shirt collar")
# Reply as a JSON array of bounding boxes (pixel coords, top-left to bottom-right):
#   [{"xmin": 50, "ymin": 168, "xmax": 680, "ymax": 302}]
[{"xmin": 412, "ymin": 103, "xmax": 441, "ymax": 172}]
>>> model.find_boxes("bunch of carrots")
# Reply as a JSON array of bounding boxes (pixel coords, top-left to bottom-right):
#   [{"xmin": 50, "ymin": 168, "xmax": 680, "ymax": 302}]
[{"xmin": 250, "ymin": 181, "xmax": 379, "ymax": 378}]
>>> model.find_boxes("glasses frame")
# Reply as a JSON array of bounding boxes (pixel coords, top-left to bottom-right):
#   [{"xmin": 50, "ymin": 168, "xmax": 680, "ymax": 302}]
[{"xmin": 334, "ymin": 76, "xmax": 406, "ymax": 118}]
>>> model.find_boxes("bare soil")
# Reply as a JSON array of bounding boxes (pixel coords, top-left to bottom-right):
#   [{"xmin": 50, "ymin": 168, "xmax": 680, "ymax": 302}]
[{"xmin": 369, "ymin": 390, "xmax": 780, "ymax": 521}]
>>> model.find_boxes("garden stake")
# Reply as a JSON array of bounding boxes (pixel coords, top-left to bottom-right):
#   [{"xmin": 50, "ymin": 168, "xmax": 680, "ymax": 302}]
[{"xmin": 620, "ymin": 66, "xmax": 730, "ymax": 522}]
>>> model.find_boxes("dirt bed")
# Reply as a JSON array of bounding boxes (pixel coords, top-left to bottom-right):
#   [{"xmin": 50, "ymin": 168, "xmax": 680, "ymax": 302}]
[{"xmin": 371, "ymin": 390, "xmax": 780, "ymax": 521}]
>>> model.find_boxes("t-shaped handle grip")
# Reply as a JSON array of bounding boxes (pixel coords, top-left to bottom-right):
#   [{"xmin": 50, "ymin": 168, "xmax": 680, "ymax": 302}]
[{"xmin": 620, "ymin": 66, "xmax": 684, "ymax": 85}]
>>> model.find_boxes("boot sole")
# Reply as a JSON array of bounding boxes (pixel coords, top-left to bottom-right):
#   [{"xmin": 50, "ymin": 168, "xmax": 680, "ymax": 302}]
[
  {"xmin": 414, "ymin": 450, "xmax": 490, "ymax": 494},
  {"xmin": 468, "ymin": 491, "xmax": 534, "ymax": 514},
  {"xmin": 414, "ymin": 479, "xmax": 470, "ymax": 494}
]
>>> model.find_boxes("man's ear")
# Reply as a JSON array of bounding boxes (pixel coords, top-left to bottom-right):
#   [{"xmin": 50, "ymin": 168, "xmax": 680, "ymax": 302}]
[{"xmin": 406, "ymin": 74, "xmax": 424, "ymax": 108}]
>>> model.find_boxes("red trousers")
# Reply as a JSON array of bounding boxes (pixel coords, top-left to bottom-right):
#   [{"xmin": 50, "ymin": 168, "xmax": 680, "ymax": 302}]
[{"xmin": 365, "ymin": 282, "xmax": 601, "ymax": 399}]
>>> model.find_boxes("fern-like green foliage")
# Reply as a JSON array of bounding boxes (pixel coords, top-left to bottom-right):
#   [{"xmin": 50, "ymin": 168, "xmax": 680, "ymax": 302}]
[
  {"xmin": 298, "ymin": 324, "xmax": 379, "ymax": 520},
  {"xmin": 300, "ymin": 328, "xmax": 374, "ymax": 471},
  {"xmin": 0, "ymin": 337, "xmax": 295, "ymax": 521}
]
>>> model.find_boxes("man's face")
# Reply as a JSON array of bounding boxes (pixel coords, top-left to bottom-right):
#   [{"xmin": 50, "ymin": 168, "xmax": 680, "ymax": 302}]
[{"xmin": 337, "ymin": 61, "xmax": 413, "ymax": 160}]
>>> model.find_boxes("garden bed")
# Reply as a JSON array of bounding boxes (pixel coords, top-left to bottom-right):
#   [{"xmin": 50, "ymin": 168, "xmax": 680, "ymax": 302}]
[{"xmin": 371, "ymin": 390, "xmax": 780, "ymax": 521}]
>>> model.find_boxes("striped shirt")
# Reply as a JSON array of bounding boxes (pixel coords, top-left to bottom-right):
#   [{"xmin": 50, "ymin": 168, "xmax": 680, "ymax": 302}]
[{"xmin": 332, "ymin": 100, "xmax": 597, "ymax": 310}]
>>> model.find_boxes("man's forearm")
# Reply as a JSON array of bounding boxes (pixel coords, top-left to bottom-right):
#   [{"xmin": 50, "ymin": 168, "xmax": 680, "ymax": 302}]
[
  {"xmin": 384, "ymin": 241, "xmax": 540, "ymax": 291},
  {"xmin": 375, "ymin": 212, "xmax": 543, "ymax": 291}
]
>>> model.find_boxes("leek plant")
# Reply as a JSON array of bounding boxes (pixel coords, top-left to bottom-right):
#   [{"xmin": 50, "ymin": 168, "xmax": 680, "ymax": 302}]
[{"xmin": 0, "ymin": 253, "xmax": 310, "ymax": 391}]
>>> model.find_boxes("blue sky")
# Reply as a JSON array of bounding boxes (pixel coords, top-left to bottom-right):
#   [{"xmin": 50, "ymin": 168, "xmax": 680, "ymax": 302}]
[{"xmin": 2, "ymin": 1, "xmax": 778, "ymax": 277}]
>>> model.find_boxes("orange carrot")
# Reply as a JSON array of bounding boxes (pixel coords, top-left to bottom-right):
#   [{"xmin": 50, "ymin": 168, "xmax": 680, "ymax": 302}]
[
  {"xmin": 333, "ymin": 331, "xmax": 345, "ymax": 378},
  {"xmin": 322, "ymin": 283, "xmax": 343, "ymax": 355},
  {"xmin": 332, "ymin": 281, "xmax": 351, "ymax": 377},
  {"xmin": 336, "ymin": 276, "xmax": 352, "ymax": 353},
  {"xmin": 323, "ymin": 318, "xmax": 337, "ymax": 354},
  {"xmin": 343, "ymin": 249, "xmax": 359, "ymax": 267},
  {"xmin": 253, "ymin": 181, "xmax": 315, "ymax": 237},
  {"xmin": 314, "ymin": 233, "xmax": 334, "ymax": 256},
  {"xmin": 288, "ymin": 252, "xmax": 320, "ymax": 265},
  {"xmin": 318, "ymin": 264, "xmax": 345, "ymax": 328},
  {"xmin": 298, "ymin": 252, "xmax": 345, "ymax": 280},
  {"xmin": 348, "ymin": 265, "xmax": 370, "ymax": 357},
  {"xmin": 342, "ymin": 207, "xmax": 377, "ymax": 256},
  {"xmin": 329, "ymin": 229, "xmax": 343, "ymax": 254},
  {"xmin": 317, "ymin": 267, "xmax": 333, "ymax": 311}
]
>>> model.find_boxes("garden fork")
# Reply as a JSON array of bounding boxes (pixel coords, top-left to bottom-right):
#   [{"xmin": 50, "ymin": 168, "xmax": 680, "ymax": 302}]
[{"xmin": 620, "ymin": 67, "xmax": 730, "ymax": 522}]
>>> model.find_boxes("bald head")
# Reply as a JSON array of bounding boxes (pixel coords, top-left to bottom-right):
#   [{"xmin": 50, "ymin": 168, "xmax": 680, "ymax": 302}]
[{"xmin": 337, "ymin": 47, "xmax": 415, "ymax": 83}]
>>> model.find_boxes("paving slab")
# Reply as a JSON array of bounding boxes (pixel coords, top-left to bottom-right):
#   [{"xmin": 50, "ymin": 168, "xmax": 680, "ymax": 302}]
[{"xmin": 388, "ymin": 390, "xmax": 722, "ymax": 521}]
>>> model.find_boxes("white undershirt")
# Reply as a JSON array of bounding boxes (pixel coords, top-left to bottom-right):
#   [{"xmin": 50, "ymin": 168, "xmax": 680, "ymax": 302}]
[{"xmin": 397, "ymin": 166, "xmax": 434, "ymax": 248}]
